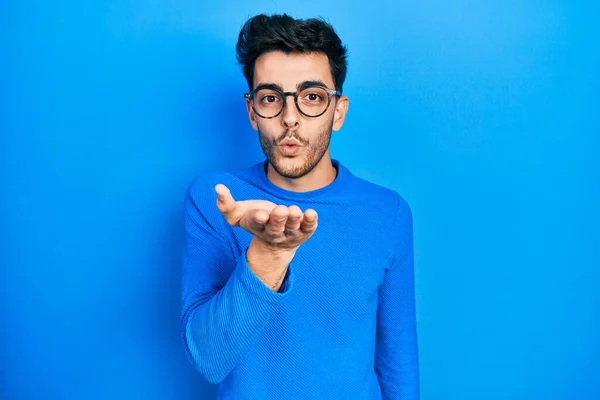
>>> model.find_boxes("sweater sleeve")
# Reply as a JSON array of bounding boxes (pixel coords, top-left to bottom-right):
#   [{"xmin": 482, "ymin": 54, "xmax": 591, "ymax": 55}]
[
  {"xmin": 375, "ymin": 195, "xmax": 420, "ymax": 399},
  {"xmin": 180, "ymin": 178, "xmax": 294, "ymax": 384}
]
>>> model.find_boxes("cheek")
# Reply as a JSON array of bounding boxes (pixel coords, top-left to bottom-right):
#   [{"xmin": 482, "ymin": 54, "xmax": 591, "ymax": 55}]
[
  {"xmin": 309, "ymin": 117, "xmax": 334, "ymax": 137},
  {"xmin": 257, "ymin": 119, "xmax": 278, "ymax": 134},
  {"xmin": 257, "ymin": 121, "xmax": 280, "ymax": 142}
]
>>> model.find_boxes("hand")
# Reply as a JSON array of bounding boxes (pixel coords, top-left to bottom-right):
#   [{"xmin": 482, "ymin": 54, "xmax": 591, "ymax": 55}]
[{"xmin": 215, "ymin": 184, "xmax": 318, "ymax": 251}]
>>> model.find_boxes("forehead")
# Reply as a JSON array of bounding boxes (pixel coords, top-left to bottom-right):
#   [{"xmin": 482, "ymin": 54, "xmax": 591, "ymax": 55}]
[{"xmin": 253, "ymin": 51, "xmax": 334, "ymax": 89}]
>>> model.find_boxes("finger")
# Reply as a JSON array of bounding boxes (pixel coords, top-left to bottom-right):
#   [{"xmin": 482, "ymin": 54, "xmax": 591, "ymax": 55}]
[
  {"xmin": 300, "ymin": 209, "xmax": 318, "ymax": 234},
  {"xmin": 264, "ymin": 205, "xmax": 289, "ymax": 236},
  {"xmin": 215, "ymin": 184, "xmax": 236, "ymax": 215},
  {"xmin": 245, "ymin": 209, "xmax": 269, "ymax": 233},
  {"xmin": 284, "ymin": 205, "xmax": 303, "ymax": 233}
]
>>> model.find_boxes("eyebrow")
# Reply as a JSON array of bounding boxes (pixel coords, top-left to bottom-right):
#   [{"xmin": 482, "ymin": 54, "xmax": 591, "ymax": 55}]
[{"xmin": 255, "ymin": 80, "xmax": 330, "ymax": 92}]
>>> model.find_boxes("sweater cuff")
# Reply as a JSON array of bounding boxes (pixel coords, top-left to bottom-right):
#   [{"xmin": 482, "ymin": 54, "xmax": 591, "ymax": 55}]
[
  {"xmin": 277, "ymin": 265, "xmax": 293, "ymax": 293},
  {"xmin": 236, "ymin": 251, "xmax": 294, "ymax": 303}
]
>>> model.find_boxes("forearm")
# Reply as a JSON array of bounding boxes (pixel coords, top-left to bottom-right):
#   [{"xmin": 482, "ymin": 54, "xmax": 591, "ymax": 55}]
[
  {"xmin": 246, "ymin": 236, "xmax": 296, "ymax": 292},
  {"xmin": 376, "ymin": 194, "xmax": 420, "ymax": 399},
  {"xmin": 183, "ymin": 251, "xmax": 294, "ymax": 383}
]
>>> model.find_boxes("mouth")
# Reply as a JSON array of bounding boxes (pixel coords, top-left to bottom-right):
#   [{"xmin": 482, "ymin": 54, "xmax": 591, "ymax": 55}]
[
  {"xmin": 279, "ymin": 139, "xmax": 303, "ymax": 147},
  {"xmin": 278, "ymin": 142, "xmax": 303, "ymax": 156}
]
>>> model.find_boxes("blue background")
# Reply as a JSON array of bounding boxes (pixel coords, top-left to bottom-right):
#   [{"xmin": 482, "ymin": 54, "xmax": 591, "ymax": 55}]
[{"xmin": 2, "ymin": 1, "xmax": 598, "ymax": 399}]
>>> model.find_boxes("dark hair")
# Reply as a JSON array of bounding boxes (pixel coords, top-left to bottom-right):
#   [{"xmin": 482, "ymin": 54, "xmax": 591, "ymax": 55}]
[{"xmin": 236, "ymin": 14, "xmax": 348, "ymax": 93}]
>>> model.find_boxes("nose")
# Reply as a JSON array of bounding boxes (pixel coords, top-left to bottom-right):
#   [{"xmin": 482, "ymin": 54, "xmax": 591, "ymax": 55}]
[{"xmin": 281, "ymin": 95, "xmax": 300, "ymax": 129}]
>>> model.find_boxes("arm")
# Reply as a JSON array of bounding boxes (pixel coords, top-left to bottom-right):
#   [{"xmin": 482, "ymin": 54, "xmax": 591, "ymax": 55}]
[
  {"xmin": 180, "ymin": 180, "xmax": 294, "ymax": 384},
  {"xmin": 375, "ymin": 196, "xmax": 420, "ymax": 399}
]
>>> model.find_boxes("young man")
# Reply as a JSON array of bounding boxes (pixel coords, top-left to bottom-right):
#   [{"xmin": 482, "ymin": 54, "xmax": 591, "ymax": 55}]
[{"xmin": 180, "ymin": 13, "xmax": 419, "ymax": 400}]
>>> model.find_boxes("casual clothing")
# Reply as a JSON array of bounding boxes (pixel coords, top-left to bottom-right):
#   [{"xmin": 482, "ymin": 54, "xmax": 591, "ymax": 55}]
[{"xmin": 181, "ymin": 159, "xmax": 419, "ymax": 399}]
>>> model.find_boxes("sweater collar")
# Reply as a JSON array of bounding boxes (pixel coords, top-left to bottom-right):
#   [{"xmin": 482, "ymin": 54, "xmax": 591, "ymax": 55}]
[{"xmin": 255, "ymin": 158, "xmax": 350, "ymax": 200}]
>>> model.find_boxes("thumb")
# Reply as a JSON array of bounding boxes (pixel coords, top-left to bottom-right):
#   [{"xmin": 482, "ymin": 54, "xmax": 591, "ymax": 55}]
[{"xmin": 215, "ymin": 184, "xmax": 238, "ymax": 220}]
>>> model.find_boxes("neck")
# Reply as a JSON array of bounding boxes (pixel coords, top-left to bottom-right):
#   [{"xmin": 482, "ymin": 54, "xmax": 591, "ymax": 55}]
[{"xmin": 266, "ymin": 151, "xmax": 337, "ymax": 193}]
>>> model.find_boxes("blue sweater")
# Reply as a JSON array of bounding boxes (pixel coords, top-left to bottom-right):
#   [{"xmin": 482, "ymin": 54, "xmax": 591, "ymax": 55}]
[{"xmin": 180, "ymin": 159, "xmax": 419, "ymax": 399}]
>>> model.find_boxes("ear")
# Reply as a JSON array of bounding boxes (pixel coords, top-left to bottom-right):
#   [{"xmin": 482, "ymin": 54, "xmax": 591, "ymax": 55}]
[
  {"xmin": 332, "ymin": 95, "xmax": 349, "ymax": 131},
  {"xmin": 246, "ymin": 98, "xmax": 258, "ymax": 131}
]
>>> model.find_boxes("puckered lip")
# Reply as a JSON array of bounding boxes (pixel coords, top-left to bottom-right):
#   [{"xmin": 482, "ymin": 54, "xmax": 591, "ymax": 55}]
[{"xmin": 279, "ymin": 139, "xmax": 303, "ymax": 147}]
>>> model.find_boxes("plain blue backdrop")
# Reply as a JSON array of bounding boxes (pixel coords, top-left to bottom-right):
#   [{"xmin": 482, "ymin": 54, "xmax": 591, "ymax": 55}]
[{"xmin": 1, "ymin": 1, "xmax": 598, "ymax": 399}]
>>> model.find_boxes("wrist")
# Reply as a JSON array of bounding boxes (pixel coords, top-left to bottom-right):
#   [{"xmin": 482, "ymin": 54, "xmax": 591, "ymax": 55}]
[
  {"xmin": 245, "ymin": 237, "xmax": 296, "ymax": 292},
  {"xmin": 246, "ymin": 237, "xmax": 296, "ymax": 271},
  {"xmin": 248, "ymin": 236, "xmax": 297, "ymax": 257}
]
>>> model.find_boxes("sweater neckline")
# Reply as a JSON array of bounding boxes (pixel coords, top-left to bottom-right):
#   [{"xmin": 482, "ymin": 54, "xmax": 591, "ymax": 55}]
[{"xmin": 255, "ymin": 158, "xmax": 348, "ymax": 200}]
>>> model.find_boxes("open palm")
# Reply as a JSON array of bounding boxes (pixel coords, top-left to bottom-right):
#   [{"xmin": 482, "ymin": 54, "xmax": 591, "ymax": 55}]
[{"xmin": 215, "ymin": 184, "xmax": 318, "ymax": 250}]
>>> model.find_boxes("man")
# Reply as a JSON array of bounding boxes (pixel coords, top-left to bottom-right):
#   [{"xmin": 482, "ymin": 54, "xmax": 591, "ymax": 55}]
[{"xmin": 180, "ymin": 13, "xmax": 419, "ymax": 400}]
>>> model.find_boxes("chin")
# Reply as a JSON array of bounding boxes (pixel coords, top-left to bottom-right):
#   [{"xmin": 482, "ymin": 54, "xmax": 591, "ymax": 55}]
[{"xmin": 272, "ymin": 157, "xmax": 310, "ymax": 179}]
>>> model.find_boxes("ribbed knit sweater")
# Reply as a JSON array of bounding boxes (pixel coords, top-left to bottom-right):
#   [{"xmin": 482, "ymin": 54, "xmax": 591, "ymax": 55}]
[{"xmin": 180, "ymin": 159, "xmax": 419, "ymax": 399}]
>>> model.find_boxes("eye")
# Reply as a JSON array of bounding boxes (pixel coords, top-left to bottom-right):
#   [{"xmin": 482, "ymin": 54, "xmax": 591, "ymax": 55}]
[
  {"xmin": 260, "ymin": 94, "xmax": 281, "ymax": 104},
  {"xmin": 304, "ymin": 92, "xmax": 324, "ymax": 102}
]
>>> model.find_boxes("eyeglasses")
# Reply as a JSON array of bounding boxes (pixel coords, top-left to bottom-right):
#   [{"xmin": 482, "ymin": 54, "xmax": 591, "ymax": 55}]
[{"xmin": 244, "ymin": 84, "xmax": 341, "ymax": 119}]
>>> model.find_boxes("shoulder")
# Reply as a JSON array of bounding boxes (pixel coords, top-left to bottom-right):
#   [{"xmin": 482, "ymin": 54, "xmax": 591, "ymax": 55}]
[
  {"xmin": 185, "ymin": 171, "xmax": 228, "ymax": 201},
  {"xmin": 182, "ymin": 163, "xmax": 261, "ymax": 239},
  {"xmin": 347, "ymin": 173, "xmax": 413, "ymax": 224},
  {"xmin": 183, "ymin": 163, "xmax": 260, "ymax": 228}
]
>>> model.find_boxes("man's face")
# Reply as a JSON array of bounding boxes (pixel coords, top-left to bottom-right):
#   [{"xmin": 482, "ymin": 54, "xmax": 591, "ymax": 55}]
[{"xmin": 246, "ymin": 51, "xmax": 348, "ymax": 179}]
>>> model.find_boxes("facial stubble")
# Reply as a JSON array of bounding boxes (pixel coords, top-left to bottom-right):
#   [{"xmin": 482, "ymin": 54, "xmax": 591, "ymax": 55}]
[{"xmin": 258, "ymin": 117, "xmax": 335, "ymax": 179}]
